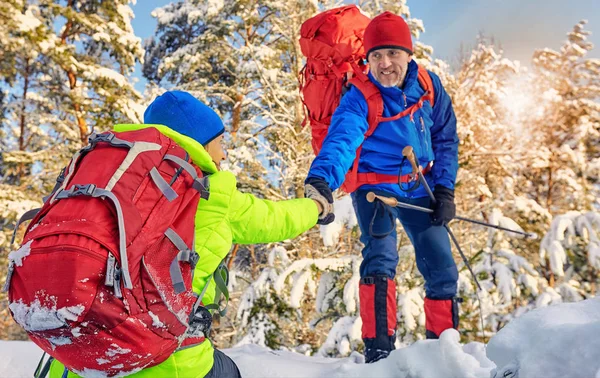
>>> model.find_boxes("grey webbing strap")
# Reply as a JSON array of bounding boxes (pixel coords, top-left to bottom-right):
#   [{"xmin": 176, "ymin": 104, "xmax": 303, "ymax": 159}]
[
  {"xmin": 49, "ymin": 149, "xmax": 83, "ymax": 204},
  {"xmin": 48, "ymin": 133, "xmax": 132, "ymax": 204},
  {"xmin": 150, "ymin": 167, "xmax": 178, "ymax": 201},
  {"xmin": 165, "ymin": 228, "xmax": 195, "ymax": 294},
  {"xmin": 192, "ymin": 177, "xmax": 210, "ymax": 200},
  {"xmin": 163, "ymin": 154, "xmax": 198, "ymax": 179},
  {"xmin": 55, "ymin": 184, "xmax": 133, "ymax": 290},
  {"xmin": 169, "ymin": 254, "xmax": 185, "ymax": 294},
  {"xmin": 163, "ymin": 154, "xmax": 209, "ymax": 200},
  {"xmin": 43, "ymin": 167, "xmax": 66, "ymax": 203},
  {"xmin": 10, "ymin": 208, "xmax": 41, "ymax": 245},
  {"xmin": 2, "ymin": 261, "xmax": 14, "ymax": 292},
  {"xmin": 197, "ymin": 274, "xmax": 213, "ymax": 306}
]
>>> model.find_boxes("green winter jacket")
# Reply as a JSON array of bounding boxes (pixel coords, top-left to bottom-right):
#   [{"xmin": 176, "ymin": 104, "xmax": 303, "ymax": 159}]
[{"xmin": 49, "ymin": 124, "xmax": 319, "ymax": 378}]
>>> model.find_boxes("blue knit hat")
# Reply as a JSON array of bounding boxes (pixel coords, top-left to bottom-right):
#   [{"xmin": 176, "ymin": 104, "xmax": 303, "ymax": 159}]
[{"xmin": 144, "ymin": 91, "xmax": 225, "ymax": 146}]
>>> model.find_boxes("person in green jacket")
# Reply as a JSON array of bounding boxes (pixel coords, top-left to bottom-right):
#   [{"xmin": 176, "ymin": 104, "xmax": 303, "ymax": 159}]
[{"xmin": 48, "ymin": 91, "xmax": 334, "ymax": 378}]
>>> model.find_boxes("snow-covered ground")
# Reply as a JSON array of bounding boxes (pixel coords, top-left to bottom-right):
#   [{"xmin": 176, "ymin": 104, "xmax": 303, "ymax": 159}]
[{"xmin": 2, "ymin": 296, "xmax": 600, "ymax": 378}]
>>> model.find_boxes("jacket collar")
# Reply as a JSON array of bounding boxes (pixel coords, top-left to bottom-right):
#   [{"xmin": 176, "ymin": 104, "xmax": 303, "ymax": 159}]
[{"xmin": 367, "ymin": 59, "xmax": 419, "ymax": 99}]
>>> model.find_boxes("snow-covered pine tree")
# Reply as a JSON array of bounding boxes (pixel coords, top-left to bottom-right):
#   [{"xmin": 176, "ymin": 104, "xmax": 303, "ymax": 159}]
[
  {"xmin": 448, "ymin": 25, "xmax": 600, "ymax": 342},
  {"xmin": 526, "ymin": 21, "xmax": 600, "ymax": 214},
  {"xmin": 39, "ymin": 0, "xmax": 144, "ymax": 143},
  {"xmin": 539, "ymin": 211, "xmax": 600, "ymax": 298},
  {"xmin": 514, "ymin": 21, "xmax": 600, "ymax": 286},
  {"xmin": 143, "ymin": 0, "xmax": 287, "ymax": 198},
  {"xmin": 0, "ymin": 0, "xmax": 143, "ymax": 339},
  {"xmin": 0, "ymin": 0, "xmax": 59, "ymax": 340}
]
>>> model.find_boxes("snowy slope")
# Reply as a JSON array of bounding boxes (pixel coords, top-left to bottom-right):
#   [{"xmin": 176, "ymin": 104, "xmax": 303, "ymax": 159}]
[
  {"xmin": 488, "ymin": 296, "xmax": 600, "ymax": 378},
  {"xmin": 0, "ymin": 330, "xmax": 491, "ymax": 378},
  {"xmin": 2, "ymin": 297, "xmax": 600, "ymax": 378}
]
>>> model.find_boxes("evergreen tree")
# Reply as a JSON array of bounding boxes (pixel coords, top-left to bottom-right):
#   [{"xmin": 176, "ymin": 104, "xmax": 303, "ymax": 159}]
[
  {"xmin": 39, "ymin": 0, "xmax": 145, "ymax": 143},
  {"xmin": 526, "ymin": 21, "xmax": 600, "ymax": 213},
  {"xmin": 0, "ymin": 0, "xmax": 143, "ymax": 339}
]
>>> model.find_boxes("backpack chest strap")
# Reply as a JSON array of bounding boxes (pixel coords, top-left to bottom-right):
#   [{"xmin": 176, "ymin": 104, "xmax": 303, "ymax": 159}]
[{"xmin": 378, "ymin": 91, "xmax": 431, "ymax": 124}]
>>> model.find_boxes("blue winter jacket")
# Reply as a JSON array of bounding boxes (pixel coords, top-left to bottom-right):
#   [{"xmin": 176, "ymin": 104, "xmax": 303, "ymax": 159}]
[{"xmin": 307, "ymin": 60, "xmax": 458, "ymax": 198}]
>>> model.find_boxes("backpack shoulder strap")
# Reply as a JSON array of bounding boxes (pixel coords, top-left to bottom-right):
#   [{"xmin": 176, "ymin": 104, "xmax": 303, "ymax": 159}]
[
  {"xmin": 348, "ymin": 68, "xmax": 383, "ymax": 136},
  {"xmin": 417, "ymin": 66, "xmax": 435, "ymax": 108}
]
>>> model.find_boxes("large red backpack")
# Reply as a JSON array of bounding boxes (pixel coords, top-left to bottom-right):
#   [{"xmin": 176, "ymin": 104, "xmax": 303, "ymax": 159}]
[
  {"xmin": 299, "ymin": 5, "xmax": 435, "ymax": 193},
  {"xmin": 4, "ymin": 127, "xmax": 215, "ymax": 376}
]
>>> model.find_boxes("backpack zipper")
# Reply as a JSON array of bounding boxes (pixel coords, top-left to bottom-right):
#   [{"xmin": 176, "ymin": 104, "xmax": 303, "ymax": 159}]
[{"xmin": 420, "ymin": 116, "xmax": 429, "ymax": 152}]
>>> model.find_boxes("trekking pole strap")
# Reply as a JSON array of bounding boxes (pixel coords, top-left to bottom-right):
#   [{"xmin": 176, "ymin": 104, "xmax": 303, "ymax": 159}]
[
  {"xmin": 204, "ymin": 264, "xmax": 230, "ymax": 317},
  {"xmin": 34, "ymin": 352, "xmax": 54, "ymax": 378},
  {"xmin": 368, "ymin": 200, "xmax": 395, "ymax": 239}
]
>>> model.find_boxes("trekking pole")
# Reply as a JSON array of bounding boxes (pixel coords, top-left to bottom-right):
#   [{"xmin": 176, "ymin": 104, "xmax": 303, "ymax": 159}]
[
  {"xmin": 366, "ymin": 192, "xmax": 536, "ymax": 239},
  {"xmin": 368, "ymin": 191, "xmax": 489, "ymax": 343},
  {"xmin": 400, "ymin": 146, "xmax": 538, "ymax": 240},
  {"xmin": 366, "ymin": 191, "xmax": 482, "ymax": 291},
  {"xmin": 403, "ymin": 146, "xmax": 488, "ymax": 342}
]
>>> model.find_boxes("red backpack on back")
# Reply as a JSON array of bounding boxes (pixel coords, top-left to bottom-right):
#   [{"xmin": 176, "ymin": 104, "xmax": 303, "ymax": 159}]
[
  {"xmin": 5, "ymin": 128, "xmax": 213, "ymax": 376},
  {"xmin": 299, "ymin": 5, "xmax": 435, "ymax": 193}
]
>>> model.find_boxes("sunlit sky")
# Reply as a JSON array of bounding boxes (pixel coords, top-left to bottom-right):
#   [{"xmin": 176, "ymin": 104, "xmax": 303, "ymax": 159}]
[{"xmin": 130, "ymin": 0, "xmax": 600, "ymax": 92}]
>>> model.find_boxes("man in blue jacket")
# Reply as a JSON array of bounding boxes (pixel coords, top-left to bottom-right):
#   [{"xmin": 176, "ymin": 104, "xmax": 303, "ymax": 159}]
[{"xmin": 304, "ymin": 12, "xmax": 460, "ymax": 363}]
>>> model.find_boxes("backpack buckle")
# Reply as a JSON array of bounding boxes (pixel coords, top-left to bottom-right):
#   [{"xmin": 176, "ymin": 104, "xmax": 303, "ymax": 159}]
[
  {"xmin": 189, "ymin": 252, "xmax": 200, "ymax": 268},
  {"xmin": 89, "ymin": 132, "xmax": 114, "ymax": 145},
  {"xmin": 187, "ymin": 305, "xmax": 212, "ymax": 337},
  {"xmin": 71, "ymin": 184, "xmax": 97, "ymax": 197}
]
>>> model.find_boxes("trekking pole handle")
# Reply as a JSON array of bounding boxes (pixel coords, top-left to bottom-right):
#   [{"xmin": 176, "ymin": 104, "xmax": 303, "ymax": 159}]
[
  {"xmin": 402, "ymin": 146, "xmax": 420, "ymax": 176},
  {"xmin": 402, "ymin": 146, "xmax": 436, "ymax": 203},
  {"xmin": 366, "ymin": 192, "xmax": 433, "ymax": 213},
  {"xmin": 366, "ymin": 192, "xmax": 398, "ymax": 207}
]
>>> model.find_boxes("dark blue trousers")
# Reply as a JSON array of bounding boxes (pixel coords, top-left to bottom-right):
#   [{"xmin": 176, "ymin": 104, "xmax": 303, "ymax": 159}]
[
  {"xmin": 351, "ymin": 189, "xmax": 458, "ymax": 300},
  {"xmin": 205, "ymin": 349, "xmax": 241, "ymax": 378}
]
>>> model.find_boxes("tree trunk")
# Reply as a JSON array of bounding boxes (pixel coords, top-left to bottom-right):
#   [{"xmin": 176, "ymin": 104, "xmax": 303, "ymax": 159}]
[
  {"xmin": 249, "ymin": 245, "xmax": 257, "ymax": 279},
  {"xmin": 18, "ymin": 58, "xmax": 30, "ymax": 151},
  {"xmin": 546, "ymin": 166, "xmax": 553, "ymax": 210},
  {"xmin": 545, "ymin": 257, "xmax": 555, "ymax": 288},
  {"xmin": 230, "ymin": 92, "xmax": 244, "ymax": 142},
  {"xmin": 16, "ymin": 58, "xmax": 32, "ymax": 181},
  {"xmin": 61, "ymin": 0, "xmax": 88, "ymax": 145},
  {"xmin": 227, "ymin": 244, "xmax": 240, "ymax": 271}
]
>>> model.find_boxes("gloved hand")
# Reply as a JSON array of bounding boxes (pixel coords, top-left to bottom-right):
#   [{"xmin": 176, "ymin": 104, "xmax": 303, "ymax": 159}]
[
  {"xmin": 431, "ymin": 185, "xmax": 455, "ymax": 226},
  {"xmin": 304, "ymin": 177, "xmax": 335, "ymax": 225}
]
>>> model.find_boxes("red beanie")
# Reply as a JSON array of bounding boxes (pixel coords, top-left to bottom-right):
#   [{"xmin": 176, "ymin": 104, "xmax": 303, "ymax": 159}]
[{"xmin": 364, "ymin": 11, "xmax": 413, "ymax": 58}]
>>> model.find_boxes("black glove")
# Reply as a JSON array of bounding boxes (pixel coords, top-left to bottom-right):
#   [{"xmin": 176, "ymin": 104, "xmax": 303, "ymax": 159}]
[
  {"xmin": 431, "ymin": 185, "xmax": 455, "ymax": 226},
  {"xmin": 304, "ymin": 177, "xmax": 335, "ymax": 225}
]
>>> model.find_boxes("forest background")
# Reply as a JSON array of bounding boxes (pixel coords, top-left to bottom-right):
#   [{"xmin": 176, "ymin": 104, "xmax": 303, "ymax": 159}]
[{"xmin": 1, "ymin": 0, "xmax": 599, "ymax": 358}]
